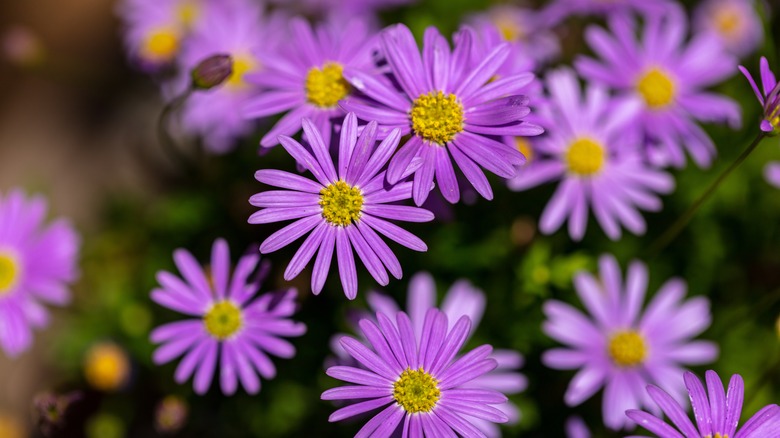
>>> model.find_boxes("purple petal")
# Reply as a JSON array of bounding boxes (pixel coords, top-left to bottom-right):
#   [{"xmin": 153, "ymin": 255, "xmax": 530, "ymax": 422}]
[{"xmin": 336, "ymin": 228, "xmax": 358, "ymax": 299}]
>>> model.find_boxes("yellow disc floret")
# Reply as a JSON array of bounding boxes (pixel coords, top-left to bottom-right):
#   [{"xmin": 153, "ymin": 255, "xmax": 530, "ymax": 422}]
[
  {"xmin": 319, "ymin": 180, "xmax": 364, "ymax": 227},
  {"xmin": 566, "ymin": 138, "xmax": 605, "ymax": 176},
  {"xmin": 226, "ymin": 55, "xmax": 257, "ymax": 89},
  {"xmin": 203, "ymin": 301, "xmax": 243, "ymax": 340},
  {"xmin": 0, "ymin": 252, "xmax": 20, "ymax": 296},
  {"xmin": 515, "ymin": 137, "xmax": 534, "ymax": 163},
  {"xmin": 495, "ymin": 17, "xmax": 523, "ymax": 42},
  {"xmin": 637, "ymin": 68, "xmax": 676, "ymax": 109},
  {"xmin": 84, "ymin": 343, "xmax": 131, "ymax": 392},
  {"xmin": 410, "ymin": 91, "xmax": 465, "ymax": 145},
  {"xmin": 393, "ymin": 367, "xmax": 441, "ymax": 413},
  {"xmin": 714, "ymin": 7, "xmax": 741, "ymax": 36},
  {"xmin": 608, "ymin": 330, "xmax": 648, "ymax": 367},
  {"xmin": 142, "ymin": 29, "xmax": 180, "ymax": 63},
  {"xmin": 177, "ymin": 1, "xmax": 200, "ymax": 27},
  {"xmin": 305, "ymin": 62, "xmax": 350, "ymax": 108}
]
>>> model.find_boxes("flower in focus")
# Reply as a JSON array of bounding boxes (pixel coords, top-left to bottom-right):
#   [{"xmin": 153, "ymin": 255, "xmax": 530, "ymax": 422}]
[
  {"xmin": 576, "ymin": 7, "xmax": 741, "ymax": 168},
  {"xmin": 83, "ymin": 342, "xmax": 131, "ymax": 392},
  {"xmin": 509, "ymin": 68, "xmax": 674, "ymax": 241},
  {"xmin": 150, "ymin": 238, "xmax": 306, "ymax": 395},
  {"xmin": 694, "ymin": 0, "xmax": 763, "ymax": 58},
  {"xmin": 627, "ymin": 370, "xmax": 780, "ymax": 437},
  {"xmin": 739, "ymin": 56, "xmax": 779, "ymax": 136},
  {"xmin": 542, "ymin": 0, "xmax": 674, "ymax": 26},
  {"xmin": 0, "ymin": 189, "xmax": 79, "ymax": 357},
  {"xmin": 249, "ymin": 114, "xmax": 433, "ymax": 299},
  {"xmin": 243, "ymin": 17, "xmax": 375, "ymax": 148},
  {"xmin": 322, "ymin": 308, "xmax": 509, "ymax": 436},
  {"xmin": 154, "ymin": 396, "xmax": 188, "ymax": 435},
  {"xmin": 542, "ymin": 254, "xmax": 718, "ymax": 430},
  {"xmin": 343, "ymin": 24, "xmax": 543, "ymax": 206}
]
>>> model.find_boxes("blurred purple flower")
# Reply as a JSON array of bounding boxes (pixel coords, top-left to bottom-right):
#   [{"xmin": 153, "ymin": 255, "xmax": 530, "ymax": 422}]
[
  {"xmin": 243, "ymin": 17, "xmax": 376, "ymax": 148},
  {"xmin": 627, "ymin": 370, "xmax": 780, "ymax": 438},
  {"xmin": 150, "ymin": 238, "xmax": 306, "ymax": 395},
  {"xmin": 694, "ymin": 0, "xmax": 763, "ymax": 58},
  {"xmin": 565, "ymin": 416, "xmax": 590, "ymax": 438},
  {"xmin": 0, "ymin": 189, "xmax": 79, "ymax": 357},
  {"xmin": 343, "ymin": 24, "xmax": 543, "ymax": 206},
  {"xmin": 576, "ymin": 7, "xmax": 741, "ymax": 168},
  {"xmin": 508, "ymin": 68, "xmax": 674, "ymax": 241},
  {"xmin": 248, "ymin": 114, "xmax": 433, "ymax": 299},
  {"xmin": 322, "ymin": 308, "xmax": 508, "ymax": 436},
  {"xmin": 542, "ymin": 0, "xmax": 674, "ymax": 25},
  {"xmin": 542, "ymin": 254, "xmax": 718, "ymax": 430}
]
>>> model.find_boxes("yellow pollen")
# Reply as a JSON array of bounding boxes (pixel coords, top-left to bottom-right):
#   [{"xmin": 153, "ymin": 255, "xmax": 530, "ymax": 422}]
[
  {"xmin": 393, "ymin": 367, "xmax": 441, "ymax": 413},
  {"xmin": 637, "ymin": 68, "xmax": 676, "ymax": 109},
  {"xmin": 566, "ymin": 138, "xmax": 605, "ymax": 176},
  {"xmin": 516, "ymin": 137, "xmax": 534, "ymax": 163},
  {"xmin": 0, "ymin": 252, "xmax": 20, "ymax": 296},
  {"xmin": 177, "ymin": 2, "xmax": 200, "ymax": 27},
  {"xmin": 608, "ymin": 330, "xmax": 648, "ymax": 367},
  {"xmin": 410, "ymin": 91, "xmax": 465, "ymax": 145},
  {"xmin": 305, "ymin": 62, "xmax": 350, "ymax": 108},
  {"xmin": 319, "ymin": 180, "xmax": 364, "ymax": 227},
  {"xmin": 142, "ymin": 29, "xmax": 179, "ymax": 62},
  {"xmin": 203, "ymin": 301, "xmax": 243, "ymax": 340},
  {"xmin": 84, "ymin": 343, "xmax": 131, "ymax": 392},
  {"xmin": 226, "ymin": 55, "xmax": 257, "ymax": 89}
]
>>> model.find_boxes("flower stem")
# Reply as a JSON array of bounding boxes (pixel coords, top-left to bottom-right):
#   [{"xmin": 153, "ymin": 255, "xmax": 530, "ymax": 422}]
[
  {"xmin": 647, "ymin": 132, "xmax": 766, "ymax": 258},
  {"xmin": 157, "ymin": 87, "xmax": 195, "ymax": 169}
]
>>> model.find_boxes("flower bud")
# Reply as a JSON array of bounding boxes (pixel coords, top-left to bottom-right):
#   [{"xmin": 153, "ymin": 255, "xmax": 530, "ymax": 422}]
[{"xmin": 191, "ymin": 54, "xmax": 233, "ymax": 90}]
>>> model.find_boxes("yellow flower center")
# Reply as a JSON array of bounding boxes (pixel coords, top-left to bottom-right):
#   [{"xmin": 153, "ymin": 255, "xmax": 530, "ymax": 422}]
[
  {"xmin": 226, "ymin": 55, "xmax": 257, "ymax": 89},
  {"xmin": 305, "ymin": 62, "xmax": 350, "ymax": 108},
  {"xmin": 393, "ymin": 367, "xmax": 441, "ymax": 413},
  {"xmin": 566, "ymin": 138, "xmax": 605, "ymax": 176},
  {"xmin": 705, "ymin": 434, "xmax": 728, "ymax": 438},
  {"xmin": 203, "ymin": 301, "xmax": 243, "ymax": 340},
  {"xmin": 516, "ymin": 137, "xmax": 533, "ymax": 163},
  {"xmin": 84, "ymin": 343, "xmax": 130, "ymax": 392},
  {"xmin": 637, "ymin": 68, "xmax": 676, "ymax": 109},
  {"xmin": 608, "ymin": 330, "xmax": 648, "ymax": 367},
  {"xmin": 495, "ymin": 18, "xmax": 523, "ymax": 42},
  {"xmin": 410, "ymin": 91, "xmax": 465, "ymax": 145},
  {"xmin": 177, "ymin": 2, "xmax": 200, "ymax": 27},
  {"xmin": 319, "ymin": 180, "xmax": 364, "ymax": 227},
  {"xmin": 714, "ymin": 8, "xmax": 741, "ymax": 36},
  {"xmin": 0, "ymin": 252, "xmax": 20, "ymax": 296},
  {"xmin": 142, "ymin": 29, "xmax": 179, "ymax": 62}
]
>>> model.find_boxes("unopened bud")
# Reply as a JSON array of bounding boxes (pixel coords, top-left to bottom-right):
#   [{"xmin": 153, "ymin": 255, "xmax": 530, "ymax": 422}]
[
  {"xmin": 33, "ymin": 391, "xmax": 82, "ymax": 437},
  {"xmin": 191, "ymin": 54, "xmax": 233, "ymax": 90},
  {"xmin": 154, "ymin": 396, "xmax": 188, "ymax": 434}
]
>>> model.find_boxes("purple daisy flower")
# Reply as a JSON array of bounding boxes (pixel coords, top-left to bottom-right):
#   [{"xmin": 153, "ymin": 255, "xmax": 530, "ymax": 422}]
[
  {"xmin": 150, "ymin": 238, "xmax": 306, "ymax": 395},
  {"xmin": 0, "ymin": 189, "xmax": 79, "ymax": 357},
  {"xmin": 342, "ymin": 24, "xmax": 543, "ymax": 206},
  {"xmin": 576, "ymin": 6, "xmax": 741, "ymax": 168},
  {"xmin": 243, "ymin": 17, "xmax": 376, "ymax": 148},
  {"xmin": 508, "ymin": 68, "xmax": 674, "ymax": 241},
  {"xmin": 739, "ymin": 57, "xmax": 780, "ymax": 188},
  {"xmin": 542, "ymin": 254, "xmax": 718, "ymax": 430},
  {"xmin": 322, "ymin": 308, "xmax": 509, "ymax": 437},
  {"xmin": 694, "ymin": 0, "xmax": 764, "ymax": 58},
  {"xmin": 627, "ymin": 370, "xmax": 780, "ymax": 437},
  {"xmin": 542, "ymin": 0, "xmax": 674, "ymax": 26},
  {"xmin": 248, "ymin": 114, "xmax": 434, "ymax": 299}
]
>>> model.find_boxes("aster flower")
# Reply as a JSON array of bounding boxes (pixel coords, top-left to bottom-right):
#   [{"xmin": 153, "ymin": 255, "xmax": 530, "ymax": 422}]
[
  {"xmin": 249, "ymin": 114, "xmax": 433, "ymax": 299},
  {"xmin": 542, "ymin": 0, "xmax": 674, "ymax": 26},
  {"xmin": 150, "ymin": 238, "xmax": 306, "ymax": 395},
  {"xmin": 576, "ymin": 6, "xmax": 741, "ymax": 168},
  {"xmin": 243, "ymin": 17, "xmax": 375, "ymax": 148},
  {"xmin": 323, "ymin": 308, "xmax": 509, "ymax": 437},
  {"xmin": 508, "ymin": 68, "xmax": 674, "ymax": 241},
  {"xmin": 342, "ymin": 24, "xmax": 543, "ymax": 206},
  {"xmin": 695, "ymin": 0, "xmax": 763, "ymax": 58},
  {"xmin": 739, "ymin": 56, "xmax": 779, "ymax": 136},
  {"xmin": 542, "ymin": 254, "xmax": 718, "ymax": 430},
  {"xmin": 0, "ymin": 189, "xmax": 79, "ymax": 357},
  {"xmin": 627, "ymin": 370, "xmax": 780, "ymax": 437}
]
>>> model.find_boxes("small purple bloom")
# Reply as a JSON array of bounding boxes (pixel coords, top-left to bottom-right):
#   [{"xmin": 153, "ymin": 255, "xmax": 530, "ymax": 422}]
[
  {"xmin": 509, "ymin": 68, "xmax": 674, "ymax": 241},
  {"xmin": 248, "ymin": 114, "xmax": 434, "ymax": 299},
  {"xmin": 694, "ymin": 0, "xmax": 764, "ymax": 58},
  {"xmin": 150, "ymin": 238, "xmax": 306, "ymax": 395},
  {"xmin": 342, "ymin": 24, "xmax": 543, "ymax": 206},
  {"xmin": 739, "ymin": 56, "xmax": 780, "ymax": 135},
  {"xmin": 243, "ymin": 17, "xmax": 376, "ymax": 148},
  {"xmin": 627, "ymin": 370, "xmax": 780, "ymax": 438},
  {"xmin": 322, "ymin": 308, "xmax": 509, "ymax": 437},
  {"xmin": 542, "ymin": 0, "xmax": 674, "ymax": 26},
  {"xmin": 542, "ymin": 254, "xmax": 718, "ymax": 430},
  {"xmin": 0, "ymin": 189, "xmax": 79, "ymax": 357},
  {"xmin": 576, "ymin": 6, "xmax": 741, "ymax": 168}
]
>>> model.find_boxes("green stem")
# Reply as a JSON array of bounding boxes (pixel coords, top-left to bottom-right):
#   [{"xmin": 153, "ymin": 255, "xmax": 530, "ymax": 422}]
[
  {"xmin": 647, "ymin": 132, "xmax": 766, "ymax": 258},
  {"xmin": 157, "ymin": 87, "xmax": 195, "ymax": 169}
]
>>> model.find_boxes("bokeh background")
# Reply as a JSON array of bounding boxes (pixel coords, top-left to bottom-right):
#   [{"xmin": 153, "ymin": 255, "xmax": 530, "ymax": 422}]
[{"xmin": 0, "ymin": 0, "xmax": 779, "ymax": 437}]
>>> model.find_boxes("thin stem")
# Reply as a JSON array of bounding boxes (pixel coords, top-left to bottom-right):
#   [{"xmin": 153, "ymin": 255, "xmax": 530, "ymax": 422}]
[
  {"xmin": 647, "ymin": 132, "xmax": 766, "ymax": 258},
  {"xmin": 157, "ymin": 87, "xmax": 195, "ymax": 169}
]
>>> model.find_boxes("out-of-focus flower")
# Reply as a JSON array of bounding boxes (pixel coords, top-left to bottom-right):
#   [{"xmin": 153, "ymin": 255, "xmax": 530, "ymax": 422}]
[
  {"xmin": 154, "ymin": 396, "xmax": 188, "ymax": 434},
  {"xmin": 695, "ymin": 0, "xmax": 763, "ymax": 58},
  {"xmin": 542, "ymin": 0, "xmax": 674, "ymax": 26},
  {"xmin": 83, "ymin": 342, "xmax": 131, "ymax": 392},
  {"xmin": 150, "ymin": 238, "xmax": 306, "ymax": 395},
  {"xmin": 739, "ymin": 56, "xmax": 779, "ymax": 136},
  {"xmin": 0, "ymin": 413, "xmax": 24, "ymax": 438},
  {"xmin": 243, "ymin": 17, "xmax": 375, "ymax": 148},
  {"xmin": 323, "ymin": 308, "xmax": 509, "ymax": 436},
  {"xmin": 565, "ymin": 416, "xmax": 590, "ymax": 438},
  {"xmin": 576, "ymin": 7, "xmax": 741, "ymax": 168},
  {"xmin": 343, "ymin": 24, "xmax": 543, "ymax": 206},
  {"xmin": 249, "ymin": 114, "xmax": 433, "ymax": 299},
  {"xmin": 509, "ymin": 68, "xmax": 674, "ymax": 241},
  {"xmin": 33, "ymin": 391, "xmax": 82, "ymax": 437},
  {"xmin": 1, "ymin": 26, "xmax": 44, "ymax": 67},
  {"xmin": 542, "ymin": 254, "xmax": 718, "ymax": 430},
  {"xmin": 627, "ymin": 370, "xmax": 780, "ymax": 437},
  {"xmin": 0, "ymin": 189, "xmax": 80, "ymax": 357}
]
